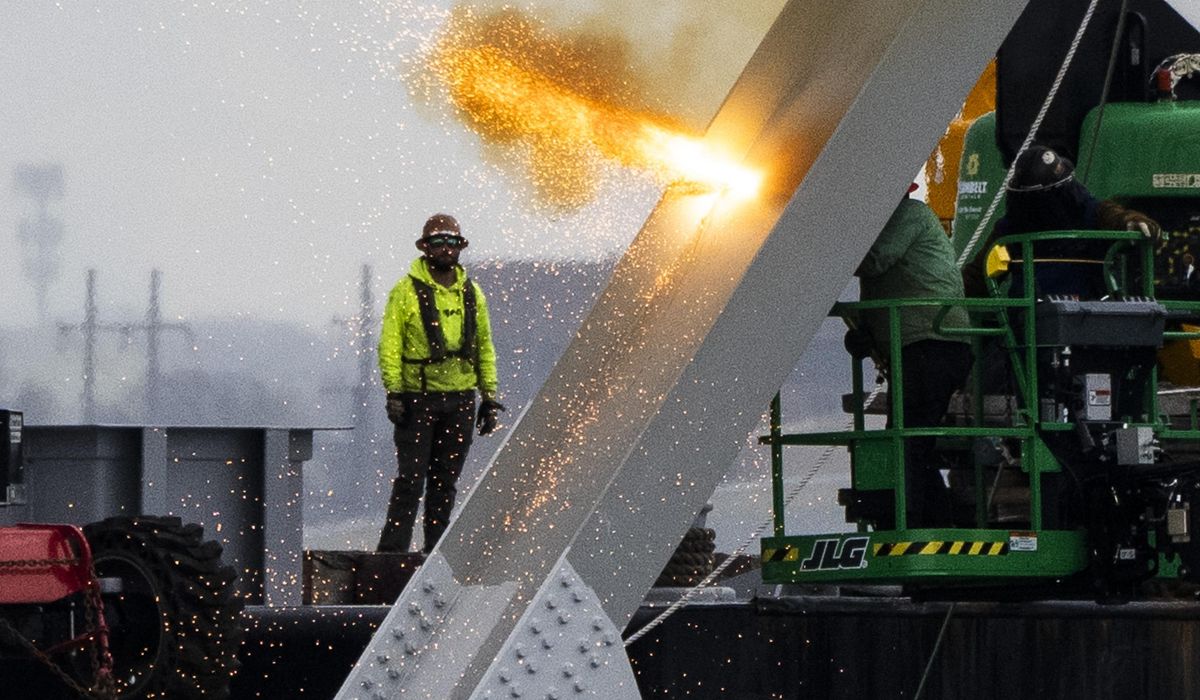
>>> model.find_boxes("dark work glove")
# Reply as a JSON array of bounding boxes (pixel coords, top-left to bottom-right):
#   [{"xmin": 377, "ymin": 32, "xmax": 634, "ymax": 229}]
[
  {"xmin": 1098, "ymin": 200, "xmax": 1163, "ymax": 241},
  {"xmin": 385, "ymin": 392, "xmax": 406, "ymax": 426},
  {"xmin": 477, "ymin": 399, "xmax": 505, "ymax": 436},
  {"xmin": 1122, "ymin": 211, "xmax": 1161, "ymax": 240}
]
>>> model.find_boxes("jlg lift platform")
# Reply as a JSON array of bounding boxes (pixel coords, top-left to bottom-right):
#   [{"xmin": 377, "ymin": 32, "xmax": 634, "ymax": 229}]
[{"xmin": 763, "ymin": 229, "xmax": 1200, "ymax": 596}]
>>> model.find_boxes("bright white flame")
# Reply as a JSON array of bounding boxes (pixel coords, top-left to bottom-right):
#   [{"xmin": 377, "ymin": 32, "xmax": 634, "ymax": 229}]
[{"xmin": 644, "ymin": 128, "xmax": 763, "ymax": 201}]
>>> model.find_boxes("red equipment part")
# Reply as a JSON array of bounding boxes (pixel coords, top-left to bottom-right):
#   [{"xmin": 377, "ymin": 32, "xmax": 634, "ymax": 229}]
[
  {"xmin": 0, "ymin": 523, "xmax": 114, "ymax": 693},
  {"xmin": 0, "ymin": 524, "xmax": 93, "ymax": 604}
]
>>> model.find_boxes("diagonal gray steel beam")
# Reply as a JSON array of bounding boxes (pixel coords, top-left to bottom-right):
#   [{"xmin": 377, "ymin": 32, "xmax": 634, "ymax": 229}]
[
  {"xmin": 335, "ymin": 1, "xmax": 1027, "ymax": 697},
  {"xmin": 1167, "ymin": 0, "xmax": 1200, "ymax": 31}
]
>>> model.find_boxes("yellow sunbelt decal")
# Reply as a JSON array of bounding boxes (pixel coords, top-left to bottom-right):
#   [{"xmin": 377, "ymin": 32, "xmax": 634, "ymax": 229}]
[{"xmin": 873, "ymin": 540, "xmax": 1008, "ymax": 556}]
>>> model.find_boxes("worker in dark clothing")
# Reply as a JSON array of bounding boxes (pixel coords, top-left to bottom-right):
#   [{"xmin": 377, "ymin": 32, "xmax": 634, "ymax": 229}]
[
  {"xmin": 855, "ymin": 192, "xmax": 973, "ymax": 528},
  {"xmin": 963, "ymin": 145, "xmax": 1161, "ymax": 299},
  {"xmin": 377, "ymin": 213, "xmax": 504, "ymax": 554}
]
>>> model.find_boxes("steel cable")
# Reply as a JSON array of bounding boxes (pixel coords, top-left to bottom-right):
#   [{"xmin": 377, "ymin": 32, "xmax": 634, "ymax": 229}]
[
  {"xmin": 913, "ymin": 602, "xmax": 957, "ymax": 700},
  {"xmin": 624, "ymin": 382, "xmax": 886, "ymax": 647},
  {"xmin": 627, "ymin": 0, "xmax": 1103, "ymax": 653},
  {"xmin": 956, "ymin": 0, "xmax": 1102, "ymax": 271}
]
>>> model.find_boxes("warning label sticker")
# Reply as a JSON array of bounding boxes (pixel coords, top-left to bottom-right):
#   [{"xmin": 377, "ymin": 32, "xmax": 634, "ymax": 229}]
[
  {"xmin": 1008, "ymin": 532, "xmax": 1038, "ymax": 552},
  {"xmin": 1152, "ymin": 173, "xmax": 1200, "ymax": 189}
]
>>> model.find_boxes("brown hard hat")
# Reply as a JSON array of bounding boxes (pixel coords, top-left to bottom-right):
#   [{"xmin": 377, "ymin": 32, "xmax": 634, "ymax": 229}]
[{"xmin": 422, "ymin": 213, "xmax": 461, "ymax": 238}]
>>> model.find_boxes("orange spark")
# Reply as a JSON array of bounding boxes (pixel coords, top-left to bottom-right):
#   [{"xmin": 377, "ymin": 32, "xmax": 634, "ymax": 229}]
[{"xmin": 425, "ymin": 9, "xmax": 761, "ymax": 209}]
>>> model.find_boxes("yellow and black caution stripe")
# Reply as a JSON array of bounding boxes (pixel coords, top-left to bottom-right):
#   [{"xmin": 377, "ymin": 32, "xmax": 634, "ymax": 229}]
[
  {"xmin": 873, "ymin": 540, "xmax": 1008, "ymax": 557},
  {"xmin": 764, "ymin": 546, "xmax": 801, "ymax": 562}
]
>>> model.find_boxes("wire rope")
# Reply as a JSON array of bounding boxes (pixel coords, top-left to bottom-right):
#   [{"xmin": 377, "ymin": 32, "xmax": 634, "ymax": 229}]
[
  {"xmin": 956, "ymin": 0, "xmax": 1102, "ymax": 271},
  {"xmin": 913, "ymin": 602, "xmax": 957, "ymax": 700},
  {"xmin": 624, "ymin": 382, "xmax": 885, "ymax": 647},
  {"xmin": 627, "ymin": 0, "xmax": 1104, "ymax": 655}
]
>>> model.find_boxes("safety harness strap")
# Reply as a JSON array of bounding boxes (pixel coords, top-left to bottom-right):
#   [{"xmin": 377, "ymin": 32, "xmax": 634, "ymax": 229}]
[{"xmin": 403, "ymin": 276, "xmax": 478, "ymax": 391}]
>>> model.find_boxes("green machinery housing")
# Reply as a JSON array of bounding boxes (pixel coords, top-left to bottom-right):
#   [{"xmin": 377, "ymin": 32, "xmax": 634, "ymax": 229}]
[{"xmin": 761, "ymin": 93, "xmax": 1200, "ymax": 597}]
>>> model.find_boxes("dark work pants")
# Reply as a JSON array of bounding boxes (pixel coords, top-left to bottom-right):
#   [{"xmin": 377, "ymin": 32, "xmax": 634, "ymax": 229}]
[
  {"xmin": 378, "ymin": 391, "xmax": 475, "ymax": 553},
  {"xmin": 896, "ymin": 340, "xmax": 973, "ymax": 527}
]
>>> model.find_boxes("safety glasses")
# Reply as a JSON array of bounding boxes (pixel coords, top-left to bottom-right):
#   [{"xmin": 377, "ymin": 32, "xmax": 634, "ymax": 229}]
[{"xmin": 424, "ymin": 234, "xmax": 466, "ymax": 249}]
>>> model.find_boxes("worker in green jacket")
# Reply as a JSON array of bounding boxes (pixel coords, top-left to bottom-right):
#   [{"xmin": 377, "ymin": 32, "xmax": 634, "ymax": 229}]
[
  {"xmin": 376, "ymin": 213, "xmax": 503, "ymax": 553},
  {"xmin": 854, "ymin": 192, "xmax": 972, "ymax": 528}
]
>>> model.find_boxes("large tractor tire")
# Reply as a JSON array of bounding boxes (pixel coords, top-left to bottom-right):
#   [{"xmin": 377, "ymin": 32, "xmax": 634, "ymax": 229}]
[
  {"xmin": 653, "ymin": 527, "xmax": 716, "ymax": 587},
  {"xmin": 83, "ymin": 516, "xmax": 243, "ymax": 699}
]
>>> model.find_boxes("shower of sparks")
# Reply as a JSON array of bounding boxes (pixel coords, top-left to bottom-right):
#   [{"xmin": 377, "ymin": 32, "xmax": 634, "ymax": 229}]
[{"xmin": 422, "ymin": 8, "xmax": 762, "ymax": 209}]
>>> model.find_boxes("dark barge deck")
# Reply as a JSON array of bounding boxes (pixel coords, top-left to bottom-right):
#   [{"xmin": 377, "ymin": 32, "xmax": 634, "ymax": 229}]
[{"xmin": 232, "ymin": 595, "xmax": 1200, "ymax": 699}]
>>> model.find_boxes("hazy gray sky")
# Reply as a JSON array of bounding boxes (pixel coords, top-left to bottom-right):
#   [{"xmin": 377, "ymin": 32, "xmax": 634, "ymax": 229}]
[{"xmin": 1, "ymin": 1, "xmax": 782, "ymax": 327}]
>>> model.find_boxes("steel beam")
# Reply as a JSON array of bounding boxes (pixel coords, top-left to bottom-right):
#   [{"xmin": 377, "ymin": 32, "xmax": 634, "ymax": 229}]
[
  {"xmin": 1167, "ymin": 0, "xmax": 1200, "ymax": 32},
  {"xmin": 335, "ymin": 0, "xmax": 1028, "ymax": 697}
]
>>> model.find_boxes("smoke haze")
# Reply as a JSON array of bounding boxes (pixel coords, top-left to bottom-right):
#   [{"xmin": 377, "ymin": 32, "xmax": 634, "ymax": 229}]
[{"xmin": 0, "ymin": 1, "xmax": 851, "ymax": 553}]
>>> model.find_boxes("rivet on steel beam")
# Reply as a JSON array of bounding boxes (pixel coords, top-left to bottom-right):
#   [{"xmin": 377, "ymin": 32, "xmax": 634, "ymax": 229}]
[
  {"xmin": 602, "ymin": 633, "xmax": 614, "ymax": 646},
  {"xmin": 419, "ymin": 617, "xmax": 432, "ymax": 631},
  {"xmin": 571, "ymin": 591, "xmax": 584, "ymax": 603},
  {"xmin": 574, "ymin": 680, "xmax": 586, "ymax": 694},
  {"xmin": 499, "ymin": 669, "xmax": 511, "ymax": 684},
  {"xmin": 434, "ymin": 593, "xmax": 447, "ymax": 609},
  {"xmin": 526, "ymin": 659, "xmax": 538, "ymax": 674},
  {"xmin": 547, "ymin": 689, "xmax": 560, "ymax": 700},
  {"xmin": 391, "ymin": 628, "xmax": 405, "ymax": 640},
  {"xmin": 360, "ymin": 680, "xmax": 374, "ymax": 689},
  {"xmin": 577, "ymin": 639, "xmax": 590, "ymax": 654},
  {"xmin": 591, "ymin": 617, "xmax": 603, "ymax": 631},
  {"xmin": 560, "ymin": 575, "xmax": 572, "ymax": 588},
  {"xmin": 388, "ymin": 668, "xmax": 401, "ymax": 681},
  {"xmin": 405, "ymin": 641, "xmax": 418, "ymax": 655},
  {"xmin": 530, "ymin": 619, "xmax": 543, "ymax": 635},
  {"xmin": 376, "ymin": 654, "xmax": 389, "ymax": 665},
  {"xmin": 408, "ymin": 602, "xmax": 421, "ymax": 616},
  {"xmin": 509, "ymin": 684, "xmax": 523, "ymax": 698},
  {"xmin": 423, "ymin": 581, "xmax": 436, "ymax": 594},
  {"xmin": 542, "ymin": 637, "xmax": 555, "ymax": 650},
  {"xmin": 561, "ymin": 662, "xmax": 575, "ymax": 678},
  {"xmin": 515, "ymin": 644, "xmax": 527, "ymax": 659},
  {"xmin": 557, "ymin": 613, "xmax": 569, "ymax": 626},
  {"xmin": 545, "ymin": 596, "xmax": 557, "ymax": 610},
  {"xmin": 589, "ymin": 655, "xmax": 601, "ymax": 669}
]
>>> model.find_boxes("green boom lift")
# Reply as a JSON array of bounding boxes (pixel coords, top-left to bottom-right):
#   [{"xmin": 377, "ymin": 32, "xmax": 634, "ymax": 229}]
[{"xmin": 762, "ymin": 63, "xmax": 1200, "ymax": 599}]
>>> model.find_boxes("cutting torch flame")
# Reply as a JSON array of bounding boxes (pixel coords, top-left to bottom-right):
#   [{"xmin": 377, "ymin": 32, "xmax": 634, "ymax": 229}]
[
  {"xmin": 431, "ymin": 41, "xmax": 762, "ymax": 204},
  {"xmin": 642, "ymin": 128, "xmax": 762, "ymax": 200}
]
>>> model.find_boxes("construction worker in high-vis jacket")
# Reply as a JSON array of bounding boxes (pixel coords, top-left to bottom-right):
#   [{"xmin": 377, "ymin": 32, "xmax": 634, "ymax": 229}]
[{"xmin": 376, "ymin": 213, "xmax": 503, "ymax": 554}]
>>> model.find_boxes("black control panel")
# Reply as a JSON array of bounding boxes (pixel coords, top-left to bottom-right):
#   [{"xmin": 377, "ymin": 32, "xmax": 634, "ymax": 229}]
[{"xmin": 0, "ymin": 409, "xmax": 24, "ymax": 505}]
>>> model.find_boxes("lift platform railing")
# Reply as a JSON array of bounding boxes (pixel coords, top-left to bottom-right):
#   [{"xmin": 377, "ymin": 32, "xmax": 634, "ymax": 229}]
[{"xmin": 765, "ymin": 229, "xmax": 1200, "ymax": 536}]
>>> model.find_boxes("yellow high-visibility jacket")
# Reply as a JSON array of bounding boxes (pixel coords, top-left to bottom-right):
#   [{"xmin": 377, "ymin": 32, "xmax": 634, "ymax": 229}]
[{"xmin": 378, "ymin": 258, "xmax": 498, "ymax": 398}]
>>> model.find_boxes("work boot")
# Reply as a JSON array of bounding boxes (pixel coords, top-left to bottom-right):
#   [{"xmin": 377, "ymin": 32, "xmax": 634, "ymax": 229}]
[{"xmin": 377, "ymin": 476, "xmax": 422, "ymax": 552}]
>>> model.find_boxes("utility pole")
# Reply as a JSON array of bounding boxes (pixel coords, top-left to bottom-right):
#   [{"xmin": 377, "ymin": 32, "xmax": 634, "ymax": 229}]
[
  {"xmin": 81, "ymin": 269, "xmax": 98, "ymax": 422},
  {"xmin": 352, "ymin": 264, "xmax": 376, "ymax": 429},
  {"xmin": 12, "ymin": 163, "xmax": 65, "ymax": 321},
  {"xmin": 143, "ymin": 269, "xmax": 193, "ymax": 420},
  {"xmin": 57, "ymin": 269, "xmax": 104, "ymax": 423},
  {"xmin": 330, "ymin": 264, "xmax": 378, "ymax": 469},
  {"xmin": 57, "ymin": 269, "xmax": 192, "ymax": 423}
]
